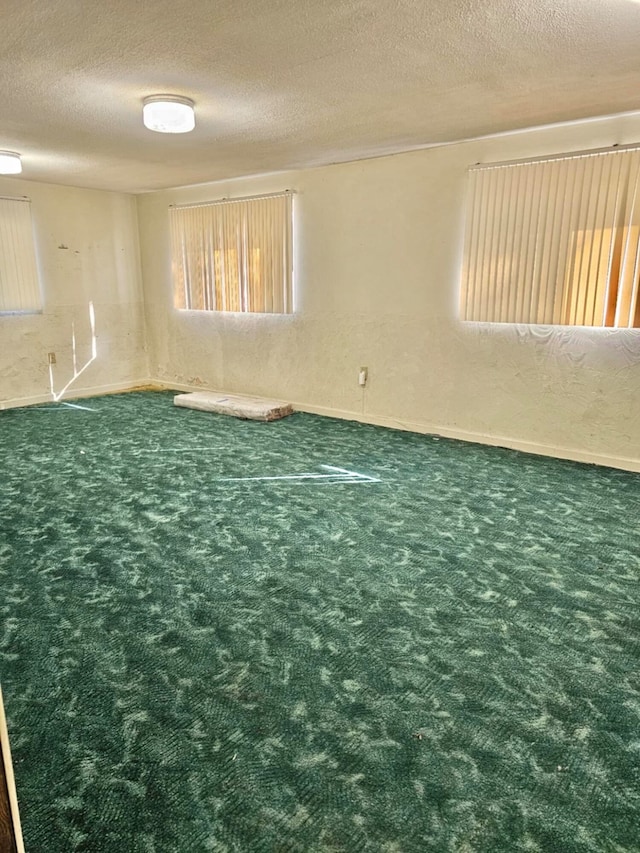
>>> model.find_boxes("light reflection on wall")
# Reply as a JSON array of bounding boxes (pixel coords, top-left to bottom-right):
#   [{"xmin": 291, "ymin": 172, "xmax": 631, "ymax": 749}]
[{"xmin": 49, "ymin": 301, "xmax": 97, "ymax": 402}]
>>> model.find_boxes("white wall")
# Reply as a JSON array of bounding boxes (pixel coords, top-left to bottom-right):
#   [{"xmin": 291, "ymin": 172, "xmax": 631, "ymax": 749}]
[
  {"xmin": 137, "ymin": 114, "xmax": 640, "ymax": 470},
  {"xmin": 0, "ymin": 177, "xmax": 148, "ymax": 407}
]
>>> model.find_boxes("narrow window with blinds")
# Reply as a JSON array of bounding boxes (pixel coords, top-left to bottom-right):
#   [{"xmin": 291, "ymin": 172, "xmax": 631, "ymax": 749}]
[
  {"xmin": 0, "ymin": 197, "xmax": 42, "ymax": 315},
  {"xmin": 460, "ymin": 146, "xmax": 640, "ymax": 327},
  {"xmin": 170, "ymin": 191, "xmax": 293, "ymax": 314}
]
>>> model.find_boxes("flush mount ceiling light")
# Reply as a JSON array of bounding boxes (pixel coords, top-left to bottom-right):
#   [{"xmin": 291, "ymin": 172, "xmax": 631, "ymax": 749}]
[
  {"xmin": 142, "ymin": 95, "xmax": 195, "ymax": 133},
  {"xmin": 0, "ymin": 151, "xmax": 22, "ymax": 174}
]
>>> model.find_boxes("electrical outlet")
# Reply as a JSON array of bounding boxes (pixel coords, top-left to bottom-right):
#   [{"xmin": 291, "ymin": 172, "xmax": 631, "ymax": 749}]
[
  {"xmin": 47, "ymin": 352, "xmax": 56, "ymax": 365},
  {"xmin": 358, "ymin": 366, "xmax": 368, "ymax": 387}
]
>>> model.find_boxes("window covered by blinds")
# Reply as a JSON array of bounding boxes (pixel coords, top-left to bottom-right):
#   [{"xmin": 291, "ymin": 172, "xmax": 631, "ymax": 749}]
[
  {"xmin": 0, "ymin": 197, "xmax": 41, "ymax": 314},
  {"xmin": 170, "ymin": 191, "xmax": 293, "ymax": 314},
  {"xmin": 460, "ymin": 146, "xmax": 640, "ymax": 327}
]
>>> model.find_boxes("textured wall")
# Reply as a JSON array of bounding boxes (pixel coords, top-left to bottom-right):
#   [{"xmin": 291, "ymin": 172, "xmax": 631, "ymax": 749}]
[
  {"xmin": 137, "ymin": 114, "xmax": 640, "ymax": 469},
  {"xmin": 0, "ymin": 177, "xmax": 148, "ymax": 407}
]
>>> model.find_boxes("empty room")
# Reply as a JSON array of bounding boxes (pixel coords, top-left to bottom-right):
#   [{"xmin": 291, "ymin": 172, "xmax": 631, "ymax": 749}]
[{"xmin": 1, "ymin": 1, "xmax": 639, "ymax": 851}]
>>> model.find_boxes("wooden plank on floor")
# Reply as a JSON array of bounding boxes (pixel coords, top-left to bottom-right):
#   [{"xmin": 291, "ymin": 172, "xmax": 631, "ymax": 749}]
[{"xmin": 0, "ymin": 688, "xmax": 23, "ymax": 853}]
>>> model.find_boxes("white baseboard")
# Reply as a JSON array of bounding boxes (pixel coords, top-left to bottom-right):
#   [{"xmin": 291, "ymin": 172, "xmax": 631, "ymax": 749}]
[
  {"xmin": 152, "ymin": 380, "xmax": 206, "ymax": 394},
  {"xmin": 0, "ymin": 378, "xmax": 153, "ymax": 411},
  {"xmin": 294, "ymin": 402, "xmax": 640, "ymax": 474},
  {"xmin": 153, "ymin": 380, "xmax": 640, "ymax": 474},
  {"xmin": 8, "ymin": 377, "xmax": 635, "ymax": 474}
]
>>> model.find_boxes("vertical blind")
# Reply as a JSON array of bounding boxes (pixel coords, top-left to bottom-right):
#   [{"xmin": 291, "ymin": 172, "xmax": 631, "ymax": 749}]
[
  {"xmin": 460, "ymin": 146, "xmax": 640, "ymax": 327},
  {"xmin": 170, "ymin": 192, "xmax": 293, "ymax": 314},
  {"xmin": 0, "ymin": 197, "xmax": 41, "ymax": 314}
]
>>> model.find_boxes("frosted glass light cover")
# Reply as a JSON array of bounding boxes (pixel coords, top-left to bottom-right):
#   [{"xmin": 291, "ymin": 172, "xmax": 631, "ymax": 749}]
[
  {"xmin": 0, "ymin": 151, "xmax": 22, "ymax": 174},
  {"xmin": 143, "ymin": 96, "xmax": 195, "ymax": 133}
]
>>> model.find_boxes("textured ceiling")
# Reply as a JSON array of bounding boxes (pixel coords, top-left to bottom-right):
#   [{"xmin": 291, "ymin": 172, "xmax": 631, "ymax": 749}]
[{"xmin": 3, "ymin": 0, "xmax": 640, "ymax": 193}]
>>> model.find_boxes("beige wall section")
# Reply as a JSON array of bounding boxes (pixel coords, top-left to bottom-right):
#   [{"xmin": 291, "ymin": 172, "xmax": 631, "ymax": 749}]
[
  {"xmin": 0, "ymin": 177, "xmax": 148, "ymax": 408},
  {"xmin": 137, "ymin": 113, "xmax": 640, "ymax": 470}
]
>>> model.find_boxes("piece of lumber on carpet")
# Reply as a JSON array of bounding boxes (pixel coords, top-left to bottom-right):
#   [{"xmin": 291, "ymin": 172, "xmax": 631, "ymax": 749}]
[
  {"xmin": 0, "ymin": 688, "xmax": 22, "ymax": 853},
  {"xmin": 173, "ymin": 391, "xmax": 294, "ymax": 421}
]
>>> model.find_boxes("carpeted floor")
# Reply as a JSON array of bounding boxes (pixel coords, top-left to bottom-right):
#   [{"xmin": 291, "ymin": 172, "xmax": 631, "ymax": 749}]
[{"xmin": 0, "ymin": 391, "xmax": 639, "ymax": 852}]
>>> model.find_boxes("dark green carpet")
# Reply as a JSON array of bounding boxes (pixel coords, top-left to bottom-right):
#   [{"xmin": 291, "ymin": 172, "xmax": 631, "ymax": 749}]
[{"xmin": 1, "ymin": 391, "xmax": 639, "ymax": 852}]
